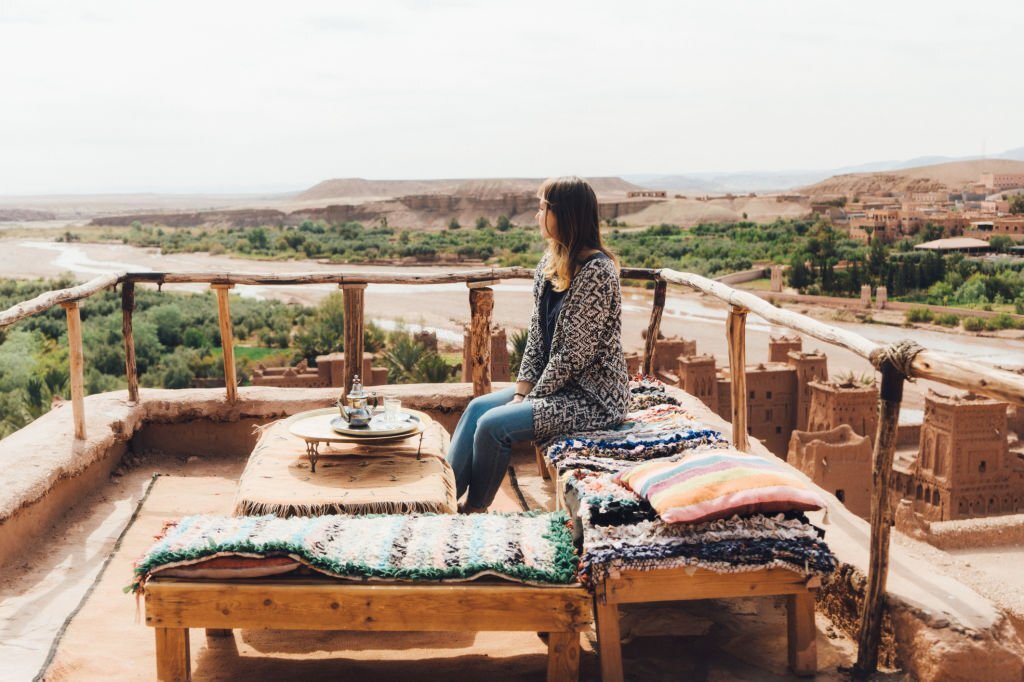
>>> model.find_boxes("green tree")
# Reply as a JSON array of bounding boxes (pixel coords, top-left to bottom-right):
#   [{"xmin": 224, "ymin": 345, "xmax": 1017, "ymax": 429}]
[
  {"xmin": 787, "ymin": 255, "xmax": 813, "ymax": 289},
  {"xmin": 475, "ymin": 216, "xmax": 490, "ymax": 229},
  {"xmin": 447, "ymin": 218, "xmax": 461, "ymax": 230},
  {"xmin": 990, "ymin": 235, "xmax": 1013, "ymax": 252},
  {"xmin": 495, "ymin": 215, "xmax": 511, "ymax": 231},
  {"xmin": 294, "ymin": 292, "xmax": 346, "ymax": 360},
  {"xmin": 1010, "ymin": 194, "xmax": 1024, "ymax": 215}
]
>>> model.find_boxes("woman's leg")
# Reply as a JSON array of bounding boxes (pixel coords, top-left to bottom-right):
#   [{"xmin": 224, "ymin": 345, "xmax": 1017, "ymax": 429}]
[
  {"xmin": 466, "ymin": 399, "xmax": 535, "ymax": 509},
  {"xmin": 447, "ymin": 386, "xmax": 516, "ymax": 499}
]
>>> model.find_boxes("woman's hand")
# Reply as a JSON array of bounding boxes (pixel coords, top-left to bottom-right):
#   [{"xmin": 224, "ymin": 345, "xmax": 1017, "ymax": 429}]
[{"xmin": 511, "ymin": 381, "xmax": 533, "ymax": 404}]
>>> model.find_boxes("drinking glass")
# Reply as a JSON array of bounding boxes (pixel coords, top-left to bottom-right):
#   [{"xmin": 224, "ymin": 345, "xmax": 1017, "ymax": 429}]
[{"xmin": 383, "ymin": 398, "xmax": 401, "ymax": 425}]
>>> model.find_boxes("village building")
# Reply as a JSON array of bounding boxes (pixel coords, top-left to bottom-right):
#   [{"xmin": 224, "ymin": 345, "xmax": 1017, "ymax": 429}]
[
  {"xmin": 788, "ymin": 425, "xmax": 873, "ymax": 518},
  {"xmin": 893, "ymin": 390, "xmax": 1024, "ymax": 521},
  {"xmin": 252, "ymin": 353, "xmax": 388, "ymax": 388},
  {"xmin": 676, "ymin": 336, "xmax": 828, "ymax": 458}
]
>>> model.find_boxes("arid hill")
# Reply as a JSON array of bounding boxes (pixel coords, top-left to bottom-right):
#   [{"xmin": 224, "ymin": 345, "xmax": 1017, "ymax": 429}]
[
  {"xmin": 297, "ymin": 176, "xmax": 645, "ymax": 202},
  {"xmin": 802, "ymin": 158, "xmax": 1024, "ymax": 198}
]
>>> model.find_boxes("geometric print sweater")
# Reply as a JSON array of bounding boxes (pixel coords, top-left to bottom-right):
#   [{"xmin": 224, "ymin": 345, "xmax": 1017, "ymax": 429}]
[{"xmin": 518, "ymin": 252, "xmax": 630, "ymax": 446}]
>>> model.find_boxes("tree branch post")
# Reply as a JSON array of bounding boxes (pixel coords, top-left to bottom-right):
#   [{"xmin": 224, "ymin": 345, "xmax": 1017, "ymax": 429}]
[
  {"xmin": 468, "ymin": 283, "xmax": 495, "ymax": 397},
  {"xmin": 211, "ymin": 284, "xmax": 238, "ymax": 401},
  {"xmin": 727, "ymin": 306, "xmax": 749, "ymax": 452},
  {"xmin": 62, "ymin": 301, "xmax": 86, "ymax": 440},
  {"xmin": 854, "ymin": 356, "xmax": 907, "ymax": 677},
  {"xmin": 121, "ymin": 280, "xmax": 139, "ymax": 403},
  {"xmin": 341, "ymin": 283, "xmax": 367, "ymax": 395},
  {"xmin": 641, "ymin": 278, "xmax": 667, "ymax": 377}
]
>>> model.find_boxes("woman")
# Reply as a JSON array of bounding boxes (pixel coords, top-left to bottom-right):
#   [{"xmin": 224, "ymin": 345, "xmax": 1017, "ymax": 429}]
[{"xmin": 446, "ymin": 176, "xmax": 630, "ymax": 513}]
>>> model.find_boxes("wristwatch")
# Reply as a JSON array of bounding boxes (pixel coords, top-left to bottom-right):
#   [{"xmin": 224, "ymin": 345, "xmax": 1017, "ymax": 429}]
[{"xmin": 514, "ymin": 391, "xmax": 527, "ymax": 399}]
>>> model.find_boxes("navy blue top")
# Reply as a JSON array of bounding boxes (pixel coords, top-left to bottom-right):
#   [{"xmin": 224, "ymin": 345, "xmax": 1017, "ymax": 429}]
[{"xmin": 540, "ymin": 251, "xmax": 609, "ymax": 365}]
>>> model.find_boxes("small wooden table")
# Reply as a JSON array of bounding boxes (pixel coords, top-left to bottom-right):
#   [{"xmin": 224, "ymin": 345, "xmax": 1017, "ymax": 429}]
[
  {"xmin": 145, "ymin": 576, "xmax": 591, "ymax": 682},
  {"xmin": 287, "ymin": 407, "xmax": 430, "ymax": 472}
]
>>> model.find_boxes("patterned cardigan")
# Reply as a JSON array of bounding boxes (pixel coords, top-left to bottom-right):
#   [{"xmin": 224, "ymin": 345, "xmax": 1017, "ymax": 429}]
[{"xmin": 518, "ymin": 252, "xmax": 630, "ymax": 446}]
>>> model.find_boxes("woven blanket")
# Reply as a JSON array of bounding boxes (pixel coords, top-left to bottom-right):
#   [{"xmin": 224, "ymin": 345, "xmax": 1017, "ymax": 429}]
[
  {"xmin": 132, "ymin": 512, "xmax": 578, "ymax": 592},
  {"xmin": 545, "ymin": 404, "xmax": 726, "ymax": 474},
  {"xmin": 234, "ymin": 417, "xmax": 456, "ymax": 517},
  {"xmin": 577, "ymin": 512, "xmax": 836, "ymax": 587},
  {"xmin": 627, "ymin": 375, "xmax": 681, "ymax": 410},
  {"xmin": 563, "ymin": 470, "xmax": 656, "ymax": 528}
]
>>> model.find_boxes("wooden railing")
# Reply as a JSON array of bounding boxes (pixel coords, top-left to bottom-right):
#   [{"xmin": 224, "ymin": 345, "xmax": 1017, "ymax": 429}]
[{"xmin": 3, "ymin": 265, "xmax": 1024, "ymax": 678}]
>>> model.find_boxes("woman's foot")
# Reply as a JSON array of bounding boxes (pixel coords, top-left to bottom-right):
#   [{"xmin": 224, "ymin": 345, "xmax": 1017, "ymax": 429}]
[{"xmin": 458, "ymin": 502, "xmax": 488, "ymax": 514}]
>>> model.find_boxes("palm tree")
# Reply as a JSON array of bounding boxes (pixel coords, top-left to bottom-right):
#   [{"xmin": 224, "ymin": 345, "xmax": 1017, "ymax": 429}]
[{"xmin": 508, "ymin": 328, "xmax": 529, "ymax": 376}]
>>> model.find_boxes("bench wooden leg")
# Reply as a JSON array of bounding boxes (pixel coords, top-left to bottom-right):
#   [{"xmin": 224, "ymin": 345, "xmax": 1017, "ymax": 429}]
[
  {"xmin": 205, "ymin": 628, "xmax": 232, "ymax": 638},
  {"xmin": 594, "ymin": 598, "xmax": 624, "ymax": 682},
  {"xmin": 535, "ymin": 445, "xmax": 551, "ymax": 480},
  {"xmin": 155, "ymin": 627, "xmax": 191, "ymax": 681},
  {"xmin": 786, "ymin": 591, "xmax": 817, "ymax": 676},
  {"xmin": 546, "ymin": 631, "xmax": 580, "ymax": 682}
]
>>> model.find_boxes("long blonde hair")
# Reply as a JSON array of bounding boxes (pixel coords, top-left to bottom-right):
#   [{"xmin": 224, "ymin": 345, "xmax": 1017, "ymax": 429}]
[{"xmin": 539, "ymin": 176, "xmax": 619, "ymax": 292}]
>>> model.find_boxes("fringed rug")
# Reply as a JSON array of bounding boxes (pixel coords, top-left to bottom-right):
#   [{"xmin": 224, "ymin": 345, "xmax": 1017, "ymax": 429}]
[
  {"xmin": 577, "ymin": 512, "xmax": 837, "ymax": 588},
  {"xmin": 132, "ymin": 511, "xmax": 579, "ymax": 592},
  {"xmin": 234, "ymin": 417, "xmax": 456, "ymax": 517},
  {"xmin": 544, "ymin": 403, "xmax": 726, "ymax": 474}
]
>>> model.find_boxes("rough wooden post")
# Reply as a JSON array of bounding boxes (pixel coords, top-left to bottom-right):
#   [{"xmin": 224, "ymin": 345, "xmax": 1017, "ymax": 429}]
[
  {"xmin": 641, "ymin": 279, "xmax": 667, "ymax": 376},
  {"xmin": 341, "ymin": 283, "xmax": 367, "ymax": 395},
  {"xmin": 727, "ymin": 306, "xmax": 749, "ymax": 452},
  {"xmin": 62, "ymin": 301, "xmax": 86, "ymax": 440},
  {"xmin": 122, "ymin": 280, "xmax": 139, "ymax": 403},
  {"xmin": 854, "ymin": 358, "xmax": 905, "ymax": 677},
  {"xmin": 468, "ymin": 282, "xmax": 495, "ymax": 397},
  {"xmin": 211, "ymin": 284, "xmax": 237, "ymax": 402}
]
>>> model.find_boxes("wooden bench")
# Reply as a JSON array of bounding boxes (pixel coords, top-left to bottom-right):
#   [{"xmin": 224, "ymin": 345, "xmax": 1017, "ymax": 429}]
[
  {"xmin": 144, "ymin": 576, "xmax": 591, "ymax": 682},
  {"xmin": 592, "ymin": 566, "xmax": 820, "ymax": 682}
]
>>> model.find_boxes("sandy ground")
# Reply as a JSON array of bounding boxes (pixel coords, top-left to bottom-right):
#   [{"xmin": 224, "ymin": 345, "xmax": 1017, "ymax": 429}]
[
  {"xmin": 5, "ymin": 239, "xmax": 1023, "ymax": 413},
  {"xmin": 16, "ymin": 449, "xmax": 870, "ymax": 682}
]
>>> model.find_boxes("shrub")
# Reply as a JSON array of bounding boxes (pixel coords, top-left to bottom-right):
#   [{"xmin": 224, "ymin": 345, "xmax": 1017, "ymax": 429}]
[
  {"xmin": 934, "ymin": 313, "xmax": 960, "ymax": 327},
  {"xmin": 962, "ymin": 316, "xmax": 987, "ymax": 332},
  {"xmin": 905, "ymin": 307, "xmax": 934, "ymax": 323},
  {"xmin": 986, "ymin": 313, "xmax": 1020, "ymax": 331}
]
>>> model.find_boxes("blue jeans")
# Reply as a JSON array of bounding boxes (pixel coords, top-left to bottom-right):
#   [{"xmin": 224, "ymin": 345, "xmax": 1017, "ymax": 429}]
[{"xmin": 446, "ymin": 386, "xmax": 536, "ymax": 508}]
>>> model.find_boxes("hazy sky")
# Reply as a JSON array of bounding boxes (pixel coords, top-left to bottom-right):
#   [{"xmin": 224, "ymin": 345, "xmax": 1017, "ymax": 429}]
[{"xmin": 1, "ymin": 0, "xmax": 1022, "ymax": 194}]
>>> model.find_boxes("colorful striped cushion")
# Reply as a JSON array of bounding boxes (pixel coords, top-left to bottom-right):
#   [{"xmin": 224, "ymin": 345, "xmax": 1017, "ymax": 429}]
[{"xmin": 616, "ymin": 451, "xmax": 826, "ymax": 524}]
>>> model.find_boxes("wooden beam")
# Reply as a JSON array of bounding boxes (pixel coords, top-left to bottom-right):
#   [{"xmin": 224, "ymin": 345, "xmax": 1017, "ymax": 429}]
[
  {"xmin": 594, "ymin": 596, "xmax": 624, "ymax": 682},
  {"xmin": 127, "ymin": 267, "xmax": 535, "ymax": 287},
  {"xmin": 641, "ymin": 278, "xmax": 667, "ymax": 376},
  {"xmin": 121, "ymin": 280, "xmax": 139, "ymax": 403},
  {"xmin": 468, "ymin": 286, "xmax": 494, "ymax": 396},
  {"xmin": 546, "ymin": 631, "xmax": 581, "ymax": 682},
  {"xmin": 211, "ymin": 284, "xmax": 237, "ymax": 402},
  {"xmin": 62, "ymin": 301, "xmax": 86, "ymax": 440},
  {"xmin": 145, "ymin": 580, "xmax": 591, "ymax": 632},
  {"xmin": 603, "ymin": 566, "xmax": 812, "ymax": 604},
  {"xmin": 854, "ymin": 359, "xmax": 905, "ymax": 678},
  {"xmin": 787, "ymin": 591, "xmax": 817, "ymax": 676},
  {"xmin": 154, "ymin": 627, "xmax": 190, "ymax": 681},
  {"xmin": 0, "ymin": 273, "xmax": 121, "ymax": 329},
  {"xmin": 727, "ymin": 306, "xmax": 749, "ymax": 452},
  {"xmin": 341, "ymin": 283, "xmax": 367, "ymax": 395}
]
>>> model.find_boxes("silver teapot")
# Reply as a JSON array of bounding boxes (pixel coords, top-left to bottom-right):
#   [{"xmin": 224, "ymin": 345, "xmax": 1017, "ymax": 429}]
[{"xmin": 336, "ymin": 375, "xmax": 378, "ymax": 427}]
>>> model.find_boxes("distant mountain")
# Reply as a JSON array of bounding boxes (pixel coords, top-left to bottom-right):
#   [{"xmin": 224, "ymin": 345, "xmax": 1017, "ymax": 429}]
[
  {"xmin": 801, "ymin": 158, "xmax": 1024, "ymax": 198},
  {"xmin": 625, "ymin": 146, "xmax": 1024, "ymax": 194},
  {"xmin": 297, "ymin": 176, "xmax": 644, "ymax": 202}
]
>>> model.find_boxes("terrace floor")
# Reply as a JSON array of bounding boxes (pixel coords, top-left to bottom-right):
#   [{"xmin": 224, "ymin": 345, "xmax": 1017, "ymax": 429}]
[{"xmin": 4, "ymin": 428, "xmax": 877, "ymax": 681}]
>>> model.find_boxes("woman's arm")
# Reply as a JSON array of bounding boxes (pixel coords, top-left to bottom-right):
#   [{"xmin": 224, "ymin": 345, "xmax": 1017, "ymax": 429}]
[
  {"xmin": 529, "ymin": 261, "xmax": 618, "ymax": 399},
  {"xmin": 515, "ymin": 255, "xmax": 548, "ymax": 386}
]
